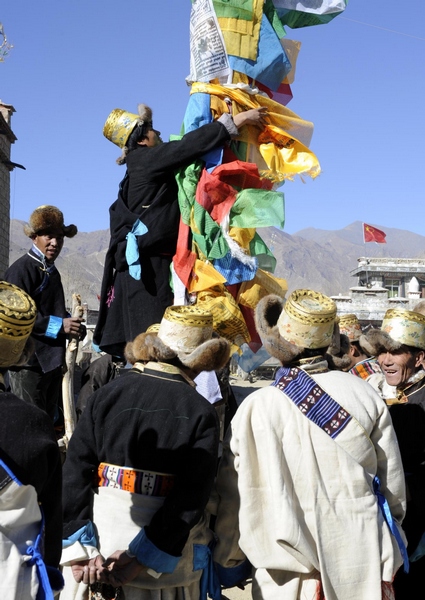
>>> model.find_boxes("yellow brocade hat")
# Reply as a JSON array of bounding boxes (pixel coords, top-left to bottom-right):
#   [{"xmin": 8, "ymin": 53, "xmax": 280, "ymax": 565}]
[
  {"xmin": 277, "ymin": 289, "xmax": 337, "ymax": 349},
  {"xmin": 103, "ymin": 109, "xmax": 140, "ymax": 148},
  {"xmin": 338, "ymin": 313, "xmax": 362, "ymax": 341},
  {"xmin": 103, "ymin": 104, "xmax": 153, "ymax": 148},
  {"xmin": 381, "ymin": 307, "xmax": 425, "ymax": 350},
  {"xmin": 158, "ymin": 306, "xmax": 214, "ymax": 355},
  {"xmin": 0, "ymin": 281, "xmax": 37, "ymax": 367}
]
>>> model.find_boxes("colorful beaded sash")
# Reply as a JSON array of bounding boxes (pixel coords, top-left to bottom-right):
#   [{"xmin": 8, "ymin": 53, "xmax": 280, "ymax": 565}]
[
  {"xmin": 273, "ymin": 366, "xmax": 351, "ymax": 439},
  {"xmin": 97, "ymin": 463, "xmax": 175, "ymax": 497}
]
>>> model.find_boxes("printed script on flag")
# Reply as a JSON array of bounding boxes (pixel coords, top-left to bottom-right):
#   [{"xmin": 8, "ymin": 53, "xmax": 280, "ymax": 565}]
[{"xmin": 363, "ymin": 223, "xmax": 387, "ymax": 244}]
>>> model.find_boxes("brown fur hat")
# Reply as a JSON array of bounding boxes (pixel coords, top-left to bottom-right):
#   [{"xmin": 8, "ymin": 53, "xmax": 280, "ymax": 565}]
[
  {"xmin": 124, "ymin": 330, "xmax": 231, "ymax": 373},
  {"xmin": 360, "ymin": 328, "xmax": 403, "ymax": 356},
  {"xmin": 325, "ymin": 328, "xmax": 352, "ymax": 370},
  {"xmin": 124, "ymin": 333, "xmax": 175, "ymax": 365},
  {"xmin": 24, "ymin": 205, "xmax": 77, "ymax": 238}
]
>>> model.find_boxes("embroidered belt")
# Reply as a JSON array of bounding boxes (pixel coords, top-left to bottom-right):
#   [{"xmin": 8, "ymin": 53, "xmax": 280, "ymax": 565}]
[{"xmin": 97, "ymin": 462, "xmax": 175, "ymax": 497}]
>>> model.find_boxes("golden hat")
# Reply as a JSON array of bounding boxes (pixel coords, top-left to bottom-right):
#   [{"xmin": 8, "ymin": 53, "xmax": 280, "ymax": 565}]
[
  {"xmin": 0, "ymin": 281, "xmax": 37, "ymax": 367},
  {"xmin": 157, "ymin": 305, "xmax": 214, "ymax": 354},
  {"xmin": 146, "ymin": 323, "xmax": 160, "ymax": 333},
  {"xmin": 338, "ymin": 313, "xmax": 362, "ymax": 341},
  {"xmin": 382, "ymin": 307, "xmax": 425, "ymax": 350},
  {"xmin": 103, "ymin": 108, "xmax": 140, "ymax": 148},
  {"xmin": 103, "ymin": 104, "xmax": 153, "ymax": 149},
  {"xmin": 277, "ymin": 289, "xmax": 337, "ymax": 349}
]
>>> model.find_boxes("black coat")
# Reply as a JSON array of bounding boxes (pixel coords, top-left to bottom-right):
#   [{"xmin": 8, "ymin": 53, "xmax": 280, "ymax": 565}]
[
  {"xmin": 93, "ymin": 121, "xmax": 231, "ymax": 355},
  {"xmin": 63, "ymin": 365, "xmax": 219, "ymax": 556},
  {"xmin": 0, "ymin": 389, "xmax": 63, "ymax": 567},
  {"xmin": 4, "ymin": 250, "xmax": 68, "ymax": 373}
]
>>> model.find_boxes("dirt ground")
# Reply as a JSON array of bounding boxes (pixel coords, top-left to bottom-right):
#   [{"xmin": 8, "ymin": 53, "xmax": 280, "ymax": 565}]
[{"xmin": 221, "ymin": 582, "xmax": 252, "ymax": 600}]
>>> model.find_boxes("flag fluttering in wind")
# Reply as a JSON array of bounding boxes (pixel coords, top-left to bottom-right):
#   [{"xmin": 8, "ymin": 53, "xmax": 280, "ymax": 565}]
[{"xmin": 363, "ymin": 223, "xmax": 387, "ymax": 244}]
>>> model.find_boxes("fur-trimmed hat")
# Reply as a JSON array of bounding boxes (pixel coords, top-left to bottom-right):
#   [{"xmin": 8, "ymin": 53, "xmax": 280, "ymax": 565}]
[
  {"xmin": 23, "ymin": 205, "xmax": 77, "ymax": 238},
  {"xmin": 362, "ymin": 307, "xmax": 425, "ymax": 355},
  {"xmin": 255, "ymin": 292, "xmax": 351, "ymax": 369},
  {"xmin": 0, "ymin": 281, "xmax": 37, "ymax": 368},
  {"xmin": 103, "ymin": 104, "xmax": 153, "ymax": 165},
  {"xmin": 124, "ymin": 306, "xmax": 230, "ymax": 373}
]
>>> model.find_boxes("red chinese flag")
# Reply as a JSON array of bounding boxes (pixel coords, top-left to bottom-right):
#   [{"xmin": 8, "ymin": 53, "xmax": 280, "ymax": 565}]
[{"xmin": 363, "ymin": 223, "xmax": 387, "ymax": 244}]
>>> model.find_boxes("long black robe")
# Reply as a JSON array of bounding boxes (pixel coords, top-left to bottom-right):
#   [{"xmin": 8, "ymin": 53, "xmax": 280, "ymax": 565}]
[{"xmin": 93, "ymin": 121, "xmax": 231, "ymax": 357}]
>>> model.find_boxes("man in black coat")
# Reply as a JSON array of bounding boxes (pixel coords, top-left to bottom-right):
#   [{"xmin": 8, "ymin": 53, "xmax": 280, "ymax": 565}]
[
  {"xmin": 94, "ymin": 103, "xmax": 267, "ymax": 358},
  {"xmin": 61, "ymin": 305, "xmax": 231, "ymax": 599},
  {"xmin": 5, "ymin": 205, "xmax": 86, "ymax": 420}
]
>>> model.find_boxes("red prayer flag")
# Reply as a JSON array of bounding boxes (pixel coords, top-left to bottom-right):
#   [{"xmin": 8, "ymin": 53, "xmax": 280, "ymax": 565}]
[{"xmin": 363, "ymin": 223, "xmax": 387, "ymax": 244}]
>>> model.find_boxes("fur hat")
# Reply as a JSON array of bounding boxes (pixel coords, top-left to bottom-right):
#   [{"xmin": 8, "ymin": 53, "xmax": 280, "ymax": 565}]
[
  {"xmin": 362, "ymin": 307, "xmax": 425, "ymax": 355},
  {"xmin": 124, "ymin": 306, "xmax": 230, "ymax": 373},
  {"xmin": 255, "ymin": 292, "xmax": 350, "ymax": 368},
  {"xmin": 23, "ymin": 205, "xmax": 77, "ymax": 238},
  {"xmin": 0, "ymin": 281, "xmax": 37, "ymax": 368}
]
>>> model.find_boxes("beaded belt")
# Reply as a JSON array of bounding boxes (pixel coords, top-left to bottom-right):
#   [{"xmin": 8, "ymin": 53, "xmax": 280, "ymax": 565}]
[{"xmin": 97, "ymin": 463, "xmax": 175, "ymax": 497}]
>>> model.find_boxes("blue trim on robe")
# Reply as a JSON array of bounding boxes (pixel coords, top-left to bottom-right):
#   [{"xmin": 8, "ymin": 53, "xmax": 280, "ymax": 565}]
[
  {"xmin": 62, "ymin": 522, "xmax": 97, "ymax": 549},
  {"xmin": 214, "ymin": 558, "xmax": 252, "ymax": 588},
  {"xmin": 128, "ymin": 527, "xmax": 180, "ymax": 573},
  {"xmin": 45, "ymin": 316, "xmax": 62, "ymax": 339}
]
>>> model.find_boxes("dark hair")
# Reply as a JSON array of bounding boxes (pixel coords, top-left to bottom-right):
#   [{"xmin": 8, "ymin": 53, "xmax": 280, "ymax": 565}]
[{"xmin": 126, "ymin": 122, "xmax": 152, "ymax": 153}]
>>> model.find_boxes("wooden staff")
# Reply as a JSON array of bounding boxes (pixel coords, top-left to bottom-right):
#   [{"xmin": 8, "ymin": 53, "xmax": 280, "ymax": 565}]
[{"xmin": 60, "ymin": 293, "xmax": 84, "ymax": 450}]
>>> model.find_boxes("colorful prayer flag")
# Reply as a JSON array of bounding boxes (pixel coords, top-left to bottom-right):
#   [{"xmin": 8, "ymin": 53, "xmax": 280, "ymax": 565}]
[{"xmin": 363, "ymin": 223, "xmax": 387, "ymax": 244}]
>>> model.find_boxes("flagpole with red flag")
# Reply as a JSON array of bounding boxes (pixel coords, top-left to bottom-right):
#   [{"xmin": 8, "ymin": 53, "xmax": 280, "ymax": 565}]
[{"xmin": 363, "ymin": 223, "xmax": 387, "ymax": 244}]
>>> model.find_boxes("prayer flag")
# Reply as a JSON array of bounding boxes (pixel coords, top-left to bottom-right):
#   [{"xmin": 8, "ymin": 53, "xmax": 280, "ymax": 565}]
[{"xmin": 363, "ymin": 223, "xmax": 387, "ymax": 244}]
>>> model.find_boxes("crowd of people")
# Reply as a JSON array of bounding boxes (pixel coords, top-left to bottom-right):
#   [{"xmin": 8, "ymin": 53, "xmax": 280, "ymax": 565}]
[{"xmin": 1, "ymin": 103, "xmax": 425, "ymax": 600}]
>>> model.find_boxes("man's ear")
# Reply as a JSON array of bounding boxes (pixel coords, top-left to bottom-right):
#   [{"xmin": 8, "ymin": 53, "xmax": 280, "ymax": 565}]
[
  {"xmin": 415, "ymin": 350, "xmax": 425, "ymax": 367},
  {"xmin": 350, "ymin": 344, "xmax": 359, "ymax": 358}
]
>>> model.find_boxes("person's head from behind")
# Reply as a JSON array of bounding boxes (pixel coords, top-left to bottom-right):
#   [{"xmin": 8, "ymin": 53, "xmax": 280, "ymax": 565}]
[
  {"xmin": 362, "ymin": 307, "xmax": 425, "ymax": 387},
  {"xmin": 0, "ymin": 281, "xmax": 37, "ymax": 373},
  {"xmin": 255, "ymin": 289, "xmax": 351, "ymax": 370},
  {"xmin": 124, "ymin": 306, "xmax": 230, "ymax": 380},
  {"xmin": 24, "ymin": 205, "xmax": 77, "ymax": 264},
  {"xmin": 338, "ymin": 313, "xmax": 371, "ymax": 370}
]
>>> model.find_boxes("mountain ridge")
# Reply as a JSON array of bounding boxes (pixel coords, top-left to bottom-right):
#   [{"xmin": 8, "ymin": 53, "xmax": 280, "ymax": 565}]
[{"xmin": 8, "ymin": 220, "xmax": 425, "ymax": 310}]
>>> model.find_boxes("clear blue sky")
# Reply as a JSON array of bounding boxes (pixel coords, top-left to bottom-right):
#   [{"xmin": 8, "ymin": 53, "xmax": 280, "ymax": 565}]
[{"xmin": 2, "ymin": 0, "xmax": 424, "ymax": 237}]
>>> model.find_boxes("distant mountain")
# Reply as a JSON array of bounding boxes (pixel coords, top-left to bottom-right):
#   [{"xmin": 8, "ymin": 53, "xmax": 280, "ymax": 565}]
[{"xmin": 8, "ymin": 219, "xmax": 425, "ymax": 310}]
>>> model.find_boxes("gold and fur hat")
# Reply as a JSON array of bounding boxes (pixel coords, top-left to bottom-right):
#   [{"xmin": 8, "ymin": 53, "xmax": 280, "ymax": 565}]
[
  {"xmin": 103, "ymin": 104, "xmax": 153, "ymax": 164},
  {"xmin": 124, "ymin": 306, "xmax": 230, "ymax": 372},
  {"xmin": 255, "ymin": 291, "xmax": 351, "ymax": 368},
  {"xmin": 24, "ymin": 205, "xmax": 77, "ymax": 238},
  {"xmin": 0, "ymin": 281, "xmax": 37, "ymax": 368},
  {"xmin": 362, "ymin": 307, "xmax": 425, "ymax": 355}
]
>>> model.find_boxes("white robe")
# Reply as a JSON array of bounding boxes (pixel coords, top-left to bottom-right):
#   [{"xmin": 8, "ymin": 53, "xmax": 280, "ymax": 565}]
[
  {"xmin": 60, "ymin": 487, "xmax": 213, "ymax": 599},
  {"xmin": 214, "ymin": 370, "xmax": 406, "ymax": 600},
  {"xmin": 0, "ymin": 479, "xmax": 41, "ymax": 599}
]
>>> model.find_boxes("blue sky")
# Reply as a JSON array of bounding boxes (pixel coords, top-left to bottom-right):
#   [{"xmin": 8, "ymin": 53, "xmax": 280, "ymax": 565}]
[{"xmin": 1, "ymin": 0, "xmax": 424, "ymax": 237}]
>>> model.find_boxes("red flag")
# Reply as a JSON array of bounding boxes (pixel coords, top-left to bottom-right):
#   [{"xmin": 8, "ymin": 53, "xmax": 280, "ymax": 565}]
[{"xmin": 363, "ymin": 223, "xmax": 387, "ymax": 244}]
